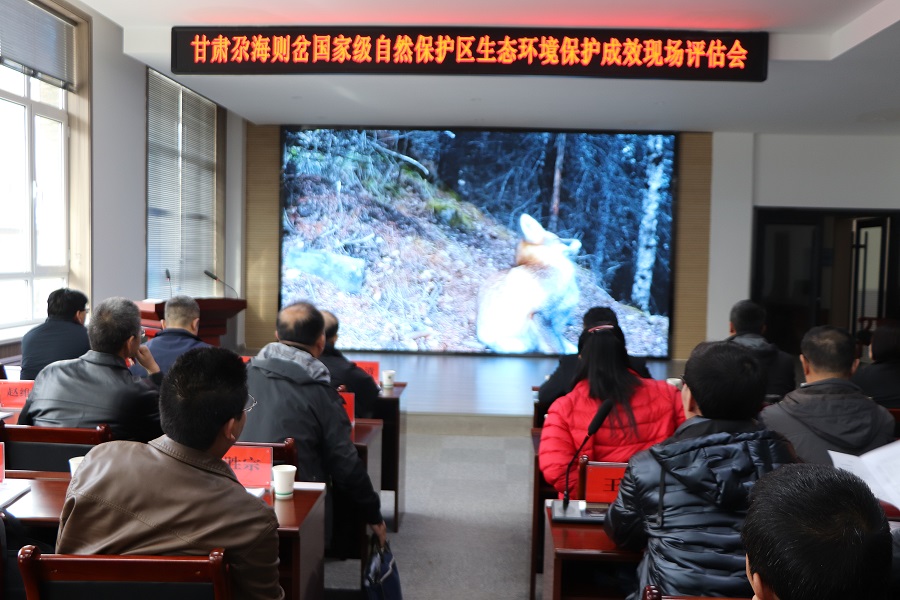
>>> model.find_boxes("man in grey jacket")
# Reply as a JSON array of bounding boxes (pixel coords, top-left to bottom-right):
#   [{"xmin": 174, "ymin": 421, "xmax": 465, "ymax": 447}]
[
  {"xmin": 241, "ymin": 301, "xmax": 387, "ymax": 548},
  {"xmin": 760, "ymin": 325, "xmax": 894, "ymax": 464}
]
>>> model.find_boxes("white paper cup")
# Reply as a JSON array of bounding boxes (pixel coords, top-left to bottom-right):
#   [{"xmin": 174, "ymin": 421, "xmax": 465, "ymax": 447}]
[
  {"xmin": 69, "ymin": 456, "xmax": 85, "ymax": 476},
  {"xmin": 272, "ymin": 465, "xmax": 297, "ymax": 498},
  {"xmin": 381, "ymin": 369, "xmax": 396, "ymax": 388}
]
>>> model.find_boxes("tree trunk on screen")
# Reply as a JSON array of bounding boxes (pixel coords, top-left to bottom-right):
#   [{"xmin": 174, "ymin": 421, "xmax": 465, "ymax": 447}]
[
  {"xmin": 548, "ymin": 133, "xmax": 566, "ymax": 232},
  {"xmin": 631, "ymin": 135, "xmax": 667, "ymax": 311}
]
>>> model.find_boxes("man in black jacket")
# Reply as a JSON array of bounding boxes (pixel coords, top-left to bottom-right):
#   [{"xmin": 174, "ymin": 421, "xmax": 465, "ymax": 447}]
[
  {"xmin": 760, "ymin": 325, "xmax": 894, "ymax": 464},
  {"xmin": 537, "ymin": 307, "xmax": 650, "ymax": 422},
  {"xmin": 241, "ymin": 301, "xmax": 386, "ymax": 548},
  {"xmin": 743, "ymin": 464, "xmax": 892, "ymax": 600},
  {"xmin": 318, "ymin": 310, "xmax": 381, "ymax": 418},
  {"xmin": 604, "ymin": 342, "xmax": 796, "ymax": 600},
  {"xmin": 725, "ymin": 299, "xmax": 796, "ymax": 398},
  {"xmin": 19, "ymin": 296, "xmax": 163, "ymax": 442}
]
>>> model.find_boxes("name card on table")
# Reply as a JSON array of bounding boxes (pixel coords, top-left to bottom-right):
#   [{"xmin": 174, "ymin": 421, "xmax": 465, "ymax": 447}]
[
  {"xmin": 339, "ymin": 391, "xmax": 355, "ymax": 427},
  {"xmin": 583, "ymin": 464, "xmax": 627, "ymax": 504},
  {"xmin": 354, "ymin": 361, "xmax": 379, "ymax": 382},
  {"xmin": 0, "ymin": 381, "xmax": 34, "ymax": 408},
  {"xmin": 223, "ymin": 446, "xmax": 273, "ymax": 488}
]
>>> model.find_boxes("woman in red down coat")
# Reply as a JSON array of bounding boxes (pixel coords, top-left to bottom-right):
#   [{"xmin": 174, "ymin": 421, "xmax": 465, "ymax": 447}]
[{"xmin": 539, "ymin": 322, "xmax": 684, "ymax": 498}]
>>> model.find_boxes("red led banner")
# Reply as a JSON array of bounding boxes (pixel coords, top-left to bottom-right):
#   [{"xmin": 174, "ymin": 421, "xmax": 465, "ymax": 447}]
[{"xmin": 172, "ymin": 27, "xmax": 768, "ymax": 82}]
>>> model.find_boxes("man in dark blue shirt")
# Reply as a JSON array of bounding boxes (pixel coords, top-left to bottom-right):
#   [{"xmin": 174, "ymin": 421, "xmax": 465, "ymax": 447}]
[
  {"xmin": 131, "ymin": 295, "xmax": 210, "ymax": 377},
  {"xmin": 21, "ymin": 288, "xmax": 91, "ymax": 380}
]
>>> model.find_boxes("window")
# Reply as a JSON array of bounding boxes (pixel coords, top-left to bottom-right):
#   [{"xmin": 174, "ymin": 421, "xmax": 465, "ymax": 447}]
[
  {"xmin": 146, "ymin": 69, "xmax": 217, "ymax": 299},
  {"xmin": 0, "ymin": 65, "xmax": 68, "ymax": 327}
]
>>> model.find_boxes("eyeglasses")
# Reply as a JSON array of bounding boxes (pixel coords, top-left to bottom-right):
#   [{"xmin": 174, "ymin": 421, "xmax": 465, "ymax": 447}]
[
  {"xmin": 243, "ymin": 394, "xmax": 257, "ymax": 413},
  {"xmin": 139, "ymin": 327, "xmax": 147, "ymax": 344}
]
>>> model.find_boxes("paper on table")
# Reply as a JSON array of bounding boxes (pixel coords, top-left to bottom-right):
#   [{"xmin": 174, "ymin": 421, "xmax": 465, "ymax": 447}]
[
  {"xmin": 829, "ymin": 439, "xmax": 900, "ymax": 508},
  {"xmin": 293, "ymin": 481, "xmax": 326, "ymax": 492}
]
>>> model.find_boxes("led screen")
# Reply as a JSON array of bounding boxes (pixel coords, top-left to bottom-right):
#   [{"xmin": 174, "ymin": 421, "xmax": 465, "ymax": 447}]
[{"xmin": 280, "ymin": 128, "xmax": 676, "ymax": 357}]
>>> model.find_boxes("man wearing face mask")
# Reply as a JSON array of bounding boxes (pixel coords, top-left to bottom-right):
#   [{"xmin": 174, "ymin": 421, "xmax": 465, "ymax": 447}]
[{"xmin": 19, "ymin": 296, "xmax": 164, "ymax": 442}]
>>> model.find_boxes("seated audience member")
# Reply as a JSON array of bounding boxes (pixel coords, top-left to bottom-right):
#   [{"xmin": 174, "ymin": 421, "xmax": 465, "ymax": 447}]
[
  {"xmin": 318, "ymin": 310, "xmax": 380, "ymax": 418},
  {"xmin": 852, "ymin": 321, "xmax": 900, "ymax": 408},
  {"xmin": 725, "ymin": 299, "xmax": 796, "ymax": 398},
  {"xmin": 539, "ymin": 323, "xmax": 683, "ymax": 498},
  {"xmin": 743, "ymin": 463, "xmax": 892, "ymax": 600},
  {"xmin": 760, "ymin": 325, "xmax": 894, "ymax": 464},
  {"xmin": 56, "ymin": 347, "xmax": 283, "ymax": 600},
  {"xmin": 604, "ymin": 342, "xmax": 796, "ymax": 600},
  {"xmin": 538, "ymin": 307, "xmax": 651, "ymax": 415},
  {"xmin": 21, "ymin": 288, "xmax": 91, "ymax": 380},
  {"xmin": 19, "ymin": 297, "xmax": 163, "ymax": 442},
  {"xmin": 130, "ymin": 295, "xmax": 210, "ymax": 377},
  {"xmin": 241, "ymin": 301, "xmax": 387, "ymax": 547}
]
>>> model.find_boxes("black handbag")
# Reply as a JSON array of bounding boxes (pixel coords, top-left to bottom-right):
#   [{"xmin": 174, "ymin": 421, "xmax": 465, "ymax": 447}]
[{"xmin": 363, "ymin": 534, "xmax": 402, "ymax": 600}]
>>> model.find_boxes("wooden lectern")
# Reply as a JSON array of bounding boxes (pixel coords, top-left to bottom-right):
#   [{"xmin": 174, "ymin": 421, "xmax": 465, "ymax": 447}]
[{"xmin": 135, "ymin": 298, "xmax": 247, "ymax": 347}]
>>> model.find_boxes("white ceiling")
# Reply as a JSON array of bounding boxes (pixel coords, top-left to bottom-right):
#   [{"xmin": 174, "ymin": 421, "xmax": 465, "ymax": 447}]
[{"xmin": 72, "ymin": 0, "xmax": 900, "ymax": 134}]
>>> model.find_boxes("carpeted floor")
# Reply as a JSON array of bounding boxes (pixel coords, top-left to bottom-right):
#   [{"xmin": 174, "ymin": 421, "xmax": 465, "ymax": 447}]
[{"xmin": 326, "ymin": 414, "xmax": 535, "ymax": 599}]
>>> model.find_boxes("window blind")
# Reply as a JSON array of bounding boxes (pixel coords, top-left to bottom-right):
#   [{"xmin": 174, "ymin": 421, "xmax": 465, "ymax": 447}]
[
  {"xmin": 0, "ymin": 0, "xmax": 75, "ymax": 90},
  {"xmin": 147, "ymin": 69, "xmax": 216, "ymax": 299}
]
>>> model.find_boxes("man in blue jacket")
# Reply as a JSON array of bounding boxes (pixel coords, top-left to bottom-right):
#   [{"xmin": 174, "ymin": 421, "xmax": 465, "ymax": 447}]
[{"xmin": 131, "ymin": 295, "xmax": 209, "ymax": 377}]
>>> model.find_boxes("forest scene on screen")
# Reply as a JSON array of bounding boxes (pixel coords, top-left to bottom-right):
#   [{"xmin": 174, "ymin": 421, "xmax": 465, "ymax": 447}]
[{"xmin": 280, "ymin": 128, "xmax": 675, "ymax": 356}]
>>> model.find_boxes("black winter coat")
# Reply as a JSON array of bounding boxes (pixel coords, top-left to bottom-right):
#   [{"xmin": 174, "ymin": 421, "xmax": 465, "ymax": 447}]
[
  {"xmin": 242, "ymin": 344, "xmax": 382, "ymax": 526},
  {"xmin": 604, "ymin": 418, "xmax": 796, "ymax": 600}
]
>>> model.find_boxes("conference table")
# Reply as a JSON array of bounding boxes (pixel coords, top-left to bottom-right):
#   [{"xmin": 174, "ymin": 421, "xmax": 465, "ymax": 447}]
[
  {"xmin": 328, "ymin": 418, "xmax": 383, "ymax": 562},
  {"xmin": 542, "ymin": 504, "xmax": 642, "ymax": 600},
  {"xmin": 374, "ymin": 382, "xmax": 406, "ymax": 530},
  {"xmin": 4, "ymin": 477, "xmax": 327, "ymax": 600}
]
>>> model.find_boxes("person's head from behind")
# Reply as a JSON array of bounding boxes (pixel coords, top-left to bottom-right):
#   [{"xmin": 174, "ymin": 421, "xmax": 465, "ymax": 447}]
[
  {"xmin": 870, "ymin": 321, "xmax": 900, "ymax": 363},
  {"xmin": 729, "ymin": 299, "xmax": 766, "ymax": 336},
  {"xmin": 276, "ymin": 301, "xmax": 325, "ymax": 357},
  {"xmin": 321, "ymin": 310, "xmax": 339, "ymax": 346},
  {"xmin": 163, "ymin": 295, "xmax": 201, "ymax": 334},
  {"xmin": 742, "ymin": 464, "xmax": 891, "ymax": 600},
  {"xmin": 47, "ymin": 288, "xmax": 89, "ymax": 324},
  {"xmin": 575, "ymin": 323, "xmax": 638, "ymax": 433},
  {"xmin": 160, "ymin": 347, "xmax": 248, "ymax": 455},
  {"xmin": 800, "ymin": 325, "xmax": 857, "ymax": 379},
  {"xmin": 582, "ymin": 307, "xmax": 619, "ymax": 330},
  {"xmin": 682, "ymin": 341, "xmax": 764, "ymax": 420},
  {"xmin": 87, "ymin": 297, "xmax": 141, "ymax": 357}
]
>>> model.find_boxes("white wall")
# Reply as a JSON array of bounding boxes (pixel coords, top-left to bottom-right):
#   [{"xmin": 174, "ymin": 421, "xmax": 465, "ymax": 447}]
[
  {"xmin": 707, "ymin": 132, "xmax": 755, "ymax": 340},
  {"xmin": 89, "ymin": 11, "xmax": 147, "ymax": 303},
  {"xmin": 754, "ymin": 134, "xmax": 900, "ymax": 209},
  {"xmin": 706, "ymin": 132, "xmax": 900, "ymax": 340},
  {"xmin": 224, "ymin": 111, "xmax": 246, "ymax": 349}
]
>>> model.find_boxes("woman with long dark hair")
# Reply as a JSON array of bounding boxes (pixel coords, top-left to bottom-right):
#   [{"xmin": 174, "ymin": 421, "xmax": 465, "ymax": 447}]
[{"xmin": 539, "ymin": 323, "xmax": 683, "ymax": 498}]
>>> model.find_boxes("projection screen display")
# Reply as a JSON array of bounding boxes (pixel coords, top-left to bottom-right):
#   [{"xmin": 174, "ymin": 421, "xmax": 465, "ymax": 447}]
[{"xmin": 280, "ymin": 128, "xmax": 676, "ymax": 357}]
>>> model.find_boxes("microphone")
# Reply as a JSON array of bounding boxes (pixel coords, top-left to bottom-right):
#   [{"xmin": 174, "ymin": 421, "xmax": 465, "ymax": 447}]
[
  {"xmin": 563, "ymin": 397, "xmax": 615, "ymax": 509},
  {"xmin": 203, "ymin": 269, "xmax": 238, "ymax": 298},
  {"xmin": 165, "ymin": 269, "xmax": 173, "ymax": 298}
]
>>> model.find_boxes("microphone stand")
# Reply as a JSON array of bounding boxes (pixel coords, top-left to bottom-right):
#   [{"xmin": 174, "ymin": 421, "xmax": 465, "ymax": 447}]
[{"xmin": 563, "ymin": 396, "xmax": 616, "ymax": 509}]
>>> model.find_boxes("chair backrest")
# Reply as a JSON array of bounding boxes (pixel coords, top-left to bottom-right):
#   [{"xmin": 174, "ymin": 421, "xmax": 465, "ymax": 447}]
[
  {"xmin": 234, "ymin": 437, "xmax": 297, "ymax": 468},
  {"xmin": 17, "ymin": 545, "xmax": 232, "ymax": 600},
  {"xmin": 0, "ymin": 422, "xmax": 112, "ymax": 472},
  {"xmin": 641, "ymin": 584, "xmax": 750, "ymax": 599},
  {"xmin": 576, "ymin": 456, "xmax": 627, "ymax": 502}
]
